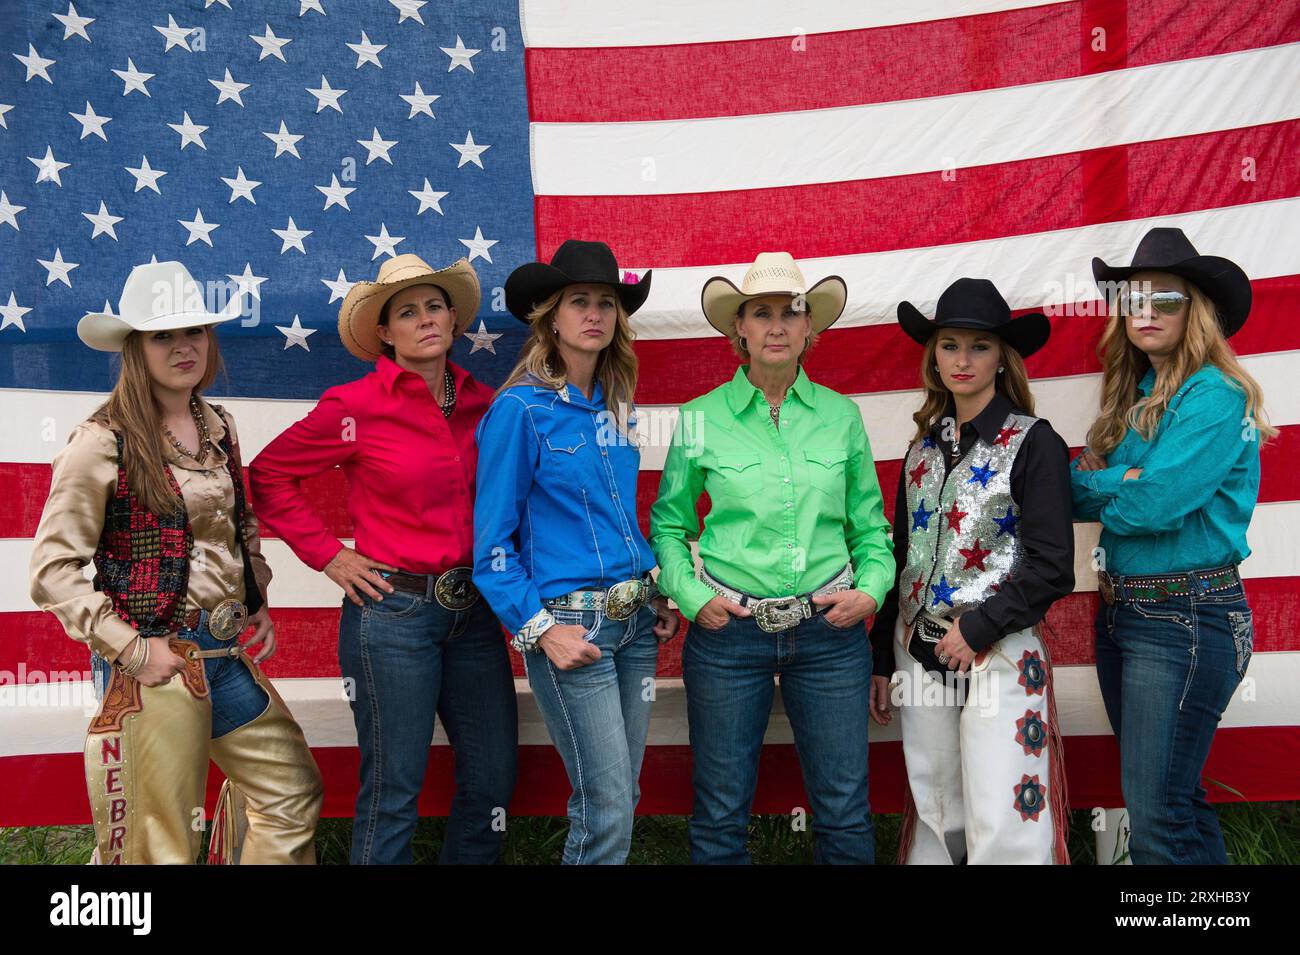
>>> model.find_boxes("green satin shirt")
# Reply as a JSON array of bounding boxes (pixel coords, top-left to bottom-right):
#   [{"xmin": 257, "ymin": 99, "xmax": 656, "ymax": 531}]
[{"xmin": 649, "ymin": 364, "xmax": 895, "ymax": 621}]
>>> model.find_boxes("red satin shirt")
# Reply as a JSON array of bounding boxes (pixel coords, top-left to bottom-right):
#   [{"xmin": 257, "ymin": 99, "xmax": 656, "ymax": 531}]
[{"xmin": 249, "ymin": 356, "xmax": 492, "ymax": 574}]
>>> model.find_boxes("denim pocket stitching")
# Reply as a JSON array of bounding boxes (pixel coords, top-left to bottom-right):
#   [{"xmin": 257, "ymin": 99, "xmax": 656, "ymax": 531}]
[
  {"xmin": 366, "ymin": 590, "xmax": 424, "ymax": 619},
  {"xmin": 1128, "ymin": 603, "xmax": 1197, "ymax": 710},
  {"xmin": 1227, "ymin": 609, "xmax": 1253, "ymax": 679}
]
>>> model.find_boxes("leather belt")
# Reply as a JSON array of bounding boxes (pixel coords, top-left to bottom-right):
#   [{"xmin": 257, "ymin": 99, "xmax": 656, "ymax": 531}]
[
  {"xmin": 699, "ymin": 564, "xmax": 854, "ymax": 633},
  {"xmin": 1097, "ymin": 564, "xmax": 1240, "ymax": 606},
  {"xmin": 379, "ymin": 566, "xmax": 479, "ymax": 611},
  {"xmin": 543, "ymin": 574, "xmax": 657, "ymax": 621}
]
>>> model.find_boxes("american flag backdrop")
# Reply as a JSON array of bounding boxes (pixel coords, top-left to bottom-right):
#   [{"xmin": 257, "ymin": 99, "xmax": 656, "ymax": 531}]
[{"xmin": 1, "ymin": 0, "xmax": 1299, "ymax": 826}]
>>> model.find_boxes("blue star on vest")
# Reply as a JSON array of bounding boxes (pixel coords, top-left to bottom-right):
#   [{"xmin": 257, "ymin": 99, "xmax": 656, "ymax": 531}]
[
  {"xmin": 921, "ymin": 435, "xmax": 937, "ymax": 449},
  {"xmin": 994, "ymin": 506, "xmax": 1020, "ymax": 538},
  {"xmin": 930, "ymin": 575, "xmax": 960, "ymax": 608},
  {"xmin": 967, "ymin": 459, "xmax": 998, "ymax": 488},
  {"xmin": 911, "ymin": 499, "xmax": 934, "ymax": 532}
]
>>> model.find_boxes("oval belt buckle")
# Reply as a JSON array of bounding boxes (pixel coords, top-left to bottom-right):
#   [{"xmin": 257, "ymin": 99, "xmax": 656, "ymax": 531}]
[
  {"xmin": 208, "ymin": 598, "xmax": 248, "ymax": 641},
  {"xmin": 435, "ymin": 566, "xmax": 478, "ymax": 611},
  {"xmin": 604, "ymin": 579, "xmax": 645, "ymax": 621}
]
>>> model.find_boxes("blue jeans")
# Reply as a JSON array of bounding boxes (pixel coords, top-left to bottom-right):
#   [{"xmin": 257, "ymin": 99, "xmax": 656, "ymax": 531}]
[
  {"xmin": 683, "ymin": 611, "xmax": 874, "ymax": 864},
  {"xmin": 1094, "ymin": 575, "xmax": 1253, "ymax": 864},
  {"xmin": 339, "ymin": 592, "xmax": 518, "ymax": 865},
  {"xmin": 522, "ymin": 603, "xmax": 659, "ymax": 864},
  {"xmin": 92, "ymin": 610, "xmax": 269, "ymax": 738}
]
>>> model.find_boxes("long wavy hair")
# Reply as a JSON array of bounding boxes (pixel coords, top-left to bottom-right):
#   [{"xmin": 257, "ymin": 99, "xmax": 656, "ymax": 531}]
[
  {"xmin": 1085, "ymin": 279, "xmax": 1276, "ymax": 455},
  {"xmin": 909, "ymin": 335, "xmax": 1036, "ymax": 444},
  {"xmin": 89, "ymin": 327, "xmax": 225, "ymax": 517},
  {"xmin": 497, "ymin": 288, "xmax": 639, "ymax": 435}
]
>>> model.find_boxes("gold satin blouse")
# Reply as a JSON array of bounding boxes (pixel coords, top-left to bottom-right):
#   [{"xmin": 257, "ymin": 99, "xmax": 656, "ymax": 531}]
[{"xmin": 29, "ymin": 400, "xmax": 272, "ymax": 662}]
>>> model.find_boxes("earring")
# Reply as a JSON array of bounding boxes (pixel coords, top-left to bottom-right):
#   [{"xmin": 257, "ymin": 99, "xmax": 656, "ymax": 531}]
[
  {"xmin": 998, "ymin": 366, "xmax": 1005, "ymax": 373},
  {"xmin": 551, "ymin": 324, "xmax": 558, "ymax": 334},
  {"xmin": 738, "ymin": 337, "xmax": 749, "ymax": 353}
]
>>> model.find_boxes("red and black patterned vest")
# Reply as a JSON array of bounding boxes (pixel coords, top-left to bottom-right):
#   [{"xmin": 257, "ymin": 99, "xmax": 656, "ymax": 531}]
[{"xmin": 91, "ymin": 405, "xmax": 264, "ymax": 637}]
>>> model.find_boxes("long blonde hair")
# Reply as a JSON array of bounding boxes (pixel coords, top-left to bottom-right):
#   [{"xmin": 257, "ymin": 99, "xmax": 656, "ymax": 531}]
[
  {"xmin": 1086, "ymin": 281, "xmax": 1275, "ymax": 455},
  {"xmin": 89, "ymin": 328, "xmax": 225, "ymax": 517},
  {"xmin": 497, "ymin": 288, "xmax": 639, "ymax": 434},
  {"xmin": 910, "ymin": 336, "xmax": 1036, "ymax": 444}
]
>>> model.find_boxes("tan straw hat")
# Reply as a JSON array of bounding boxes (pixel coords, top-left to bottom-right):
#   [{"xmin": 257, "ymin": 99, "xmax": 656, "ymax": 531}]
[
  {"xmin": 701, "ymin": 252, "xmax": 847, "ymax": 337},
  {"xmin": 338, "ymin": 255, "xmax": 481, "ymax": 362}
]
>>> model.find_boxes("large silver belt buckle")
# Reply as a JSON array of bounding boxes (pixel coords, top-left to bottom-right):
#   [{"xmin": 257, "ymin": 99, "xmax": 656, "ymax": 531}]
[
  {"xmin": 435, "ymin": 567, "xmax": 479, "ymax": 611},
  {"xmin": 753, "ymin": 597, "xmax": 804, "ymax": 633},
  {"xmin": 208, "ymin": 598, "xmax": 249, "ymax": 641},
  {"xmin": 604, "ymin": 578, "xmax": 647, "ymax": 621}
]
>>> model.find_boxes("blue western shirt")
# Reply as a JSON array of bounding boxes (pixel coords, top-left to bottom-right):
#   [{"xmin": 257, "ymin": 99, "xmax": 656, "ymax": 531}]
[
  {"xmin": 1070, "ymin": 364, "xmax": 1261, "ymax": 575},
  {"xmin": 472, "ymin": 374, "xmax": 655, "ymax": 634}
]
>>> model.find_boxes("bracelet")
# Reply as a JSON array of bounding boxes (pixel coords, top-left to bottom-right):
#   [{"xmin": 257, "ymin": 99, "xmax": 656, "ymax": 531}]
[
  {"xmin": 510, "ymin": 608, "xmax": 556, "ymax": 654},
  {"xmin": 115, "ymin": 636, "xmax": 145, "ymax": 677}
]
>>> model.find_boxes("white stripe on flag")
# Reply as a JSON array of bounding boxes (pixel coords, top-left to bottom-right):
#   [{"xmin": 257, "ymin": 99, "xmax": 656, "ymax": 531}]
[
  {"xmin": 629, "ymin": 199, "xmax": 1300, "ymax": 340},
  {"xmin": 520, "ymin": 0, "xmax": 1076, "ymax": 48},
  {"xmin": 2, "ymin": 350, "xmax": 1296, "ymax": 467},
  {"xmin": 2, "ymin": 654, "xmax": 1294, "ymax": 758},
  {"xmin": 531, "ymin": 43, "xmax": 1300, "ymax": 195},
  {"xmin": 3, "ymin": 501, "xmax": 1298, "ymax": 611}
]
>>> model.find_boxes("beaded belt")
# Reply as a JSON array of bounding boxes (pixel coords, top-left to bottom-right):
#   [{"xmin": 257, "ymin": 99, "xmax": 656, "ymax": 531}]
[
  {"xmin": 378, "ymin": 566, "xmax": 479, "ymax": 611},
  {"xmin": 698, "ymin": 564, "xmax": 854, "ymax": 633},
  {"xmin": 1097, "ymin": 564, "xmax": 1240, "ymax": 606},
  {"xmin": 543, "ymin": 573, "xmax": 657, "ymax": 621}
]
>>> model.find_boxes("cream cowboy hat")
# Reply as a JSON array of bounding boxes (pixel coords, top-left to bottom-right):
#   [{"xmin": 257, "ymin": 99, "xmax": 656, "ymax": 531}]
[
  {"xmin": 338, "ymin": 255, "xmax": 481, "ymax": 362},
  {"xmin": 77, "ymin": 260, "xmax": 244, "ymax": 352},
  {"xmin": 701, "ymin": 252, "xmax": 847, "ymax": 337}
]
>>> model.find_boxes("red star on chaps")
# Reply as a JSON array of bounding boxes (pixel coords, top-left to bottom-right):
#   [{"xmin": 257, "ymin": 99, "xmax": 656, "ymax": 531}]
[
  {"xmin": 959, "ymin": 538, "xmax": 991, "ymax": 571},
  {"xmin": 943, "ymin": 501, "xmax": 967, "ymax": 532},
  {"xmin": 908, "ymin": 458, "xmax": 930, "ymax": 488},
  {"xmin": 908, "ymin": 578, "xmax": 924, "ymax": 604},
  {"xmin": 994, "ymin": 426, "xmax": 1022, "ymax": 447}
]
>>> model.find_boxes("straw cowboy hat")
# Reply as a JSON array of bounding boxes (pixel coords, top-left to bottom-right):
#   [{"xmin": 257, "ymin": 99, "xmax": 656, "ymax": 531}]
[
  {"xmin": 898, "ymin": 277, "xmax": 1051, "ymax": 358},
  {"xmin": 701, "ymin": 252, "xmax": 847, "ymax": 337},
  {"xmin": 1091, "ymin": 227, "xmax": 1251, "ymax": 337},
  {"xmin": 504, "ymin": 240, "xmax": 651, "ymax": 323},
  {"xmin": 77, "ymin": 260, "xmax": 243, "ymax": 352},
  {"xmin": 338, "ymin": 255, "xmax": 481, "ymax": 362}
]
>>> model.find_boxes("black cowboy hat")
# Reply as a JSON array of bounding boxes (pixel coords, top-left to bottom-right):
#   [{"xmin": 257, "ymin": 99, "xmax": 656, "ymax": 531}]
[
  {"xmin": 898, "ymin": 277, "xmax": 1050, "ymax": 357},
  {"xmin": 505, "ymin": 239, "xmax": 652, "ymax": 323},
  {"xmin": 1091, "ymin": 227, "xmax": 1251, "ymax": 337}
]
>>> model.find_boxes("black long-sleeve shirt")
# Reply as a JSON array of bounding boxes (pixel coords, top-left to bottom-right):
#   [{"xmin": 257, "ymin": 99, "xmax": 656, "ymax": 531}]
[{"xmin": 867, "ymin": 392, "xmax": 1075, "ymax": 677}]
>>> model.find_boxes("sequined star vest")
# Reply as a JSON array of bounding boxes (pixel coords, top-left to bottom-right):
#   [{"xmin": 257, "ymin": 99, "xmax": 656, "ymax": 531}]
[{"xmin": 898, "ymin": 411, "xmax": 1038, "ymax": 627}]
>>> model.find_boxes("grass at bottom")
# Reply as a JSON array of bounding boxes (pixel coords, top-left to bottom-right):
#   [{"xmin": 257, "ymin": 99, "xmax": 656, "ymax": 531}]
[{"xmin": 3, "ymin": 803, "xmax": 1296, "ymax": 864}]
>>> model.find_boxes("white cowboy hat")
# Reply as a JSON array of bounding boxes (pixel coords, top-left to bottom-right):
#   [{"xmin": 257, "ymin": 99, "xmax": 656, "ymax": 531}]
[
  {"xmin": 77, "ymin": 260, "xmax": 244, "ymax": 352},
  {"xmin": 701, "ymin": 252, "xmax": 847, "ymax": 337},
  {"xmin": 338, "ymin": 254, "xmax": 481, "ymax": 362}
]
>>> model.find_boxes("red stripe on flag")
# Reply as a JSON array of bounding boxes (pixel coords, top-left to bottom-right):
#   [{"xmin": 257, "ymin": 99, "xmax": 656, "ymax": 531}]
[
  {"xmin": 4, "ymin": 415, "xmax": 1298, "ymax": 542},
  {"xmin": 524, "ymin": 0, "xmax": 1298, "ymax": 123},
  {"xmin": 6, "ymin": 725, "xmax": 1298, "ymax": 825},
  {"xmin": 6, "ymin": 579, "xmax": 1299, "ymax": 679},
  {"xmin": 630, "ymin": 276, "xmax": 1300, "ymax": 405},
  {"xmin": 537, "ymin": 120, "xmax": 1300, "ymax": 265}
]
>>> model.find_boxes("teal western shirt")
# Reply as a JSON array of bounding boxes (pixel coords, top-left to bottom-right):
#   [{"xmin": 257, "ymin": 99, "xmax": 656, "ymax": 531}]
[{"xmin": 1070, "ymin": 364, "xmax": 1261, "ymax": 575}]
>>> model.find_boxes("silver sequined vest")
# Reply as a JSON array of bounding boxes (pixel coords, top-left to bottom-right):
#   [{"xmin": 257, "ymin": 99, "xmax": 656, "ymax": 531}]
[{"xmin": 898, "ymin": 411, "xmax": 1038, "ymax": 627}]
